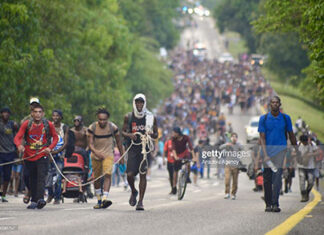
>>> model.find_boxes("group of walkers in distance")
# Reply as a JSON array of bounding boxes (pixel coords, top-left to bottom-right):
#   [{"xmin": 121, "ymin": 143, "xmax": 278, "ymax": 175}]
[{"xmin": 1, "ymin": 46, "xmax": 323, "ymax": 213}]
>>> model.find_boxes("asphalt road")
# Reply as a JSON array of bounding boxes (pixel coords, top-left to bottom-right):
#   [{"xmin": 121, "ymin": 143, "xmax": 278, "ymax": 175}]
[{"xmin": 1, "ymin": 15, "xmax": 323, "ymax": 235}]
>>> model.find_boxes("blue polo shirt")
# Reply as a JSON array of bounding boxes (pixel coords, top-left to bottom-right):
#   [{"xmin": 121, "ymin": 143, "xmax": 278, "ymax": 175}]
[{"xmin": 258, "ymin": 112, "xmax": 292, "ymax": 157}]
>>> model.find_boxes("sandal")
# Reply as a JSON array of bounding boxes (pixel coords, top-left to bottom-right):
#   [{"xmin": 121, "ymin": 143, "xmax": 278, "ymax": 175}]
[{"xmin": 23, "ymin": 195, "xmax": 30, "ymax": 204}]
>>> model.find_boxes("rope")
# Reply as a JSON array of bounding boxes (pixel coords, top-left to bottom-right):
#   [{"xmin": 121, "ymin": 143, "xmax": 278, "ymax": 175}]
[
  {"xmin": 0, "ymin": 150, "xmax": 46, "ymax": 166},
  {"xmin": 49, "ymin": 132, "xmax": 155, "ymax": 187}
]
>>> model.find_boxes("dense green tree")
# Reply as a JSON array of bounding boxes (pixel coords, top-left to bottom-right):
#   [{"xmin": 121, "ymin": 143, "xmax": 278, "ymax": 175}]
[
  {"xmin": 0, "ymin": 0, "xmax": 178, "ymax": 125},
  {"xmin": 253, "ymin": 0, "xmax": 324, "ymax": 105},
  {"xmin": 259, "ymin": 32, "xmax": 309, "ymax": 84},
  {"xmin": 213, "ymin": 0, "xmax": 260, "ymax": 53}
]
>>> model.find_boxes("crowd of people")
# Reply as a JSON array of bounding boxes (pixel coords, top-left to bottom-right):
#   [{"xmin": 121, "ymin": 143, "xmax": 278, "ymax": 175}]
[{"xmin": 0, "ymin": 46, "xmax": 323, "ymax": 213}]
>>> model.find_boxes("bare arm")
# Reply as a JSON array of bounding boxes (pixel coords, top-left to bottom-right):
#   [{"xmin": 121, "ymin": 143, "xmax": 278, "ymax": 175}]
[
  {"xmin": 114, "ymin": 128, "xmax": 125, "ymax": 164},
  {"xmin": 259, "ymin": 132, "xmax": 269, "ymax": 161},
  {"xmin": 150, "ymin": 117, "xmax": 158, "ymax": 139},
  {"xmin": 122, "ymin": 114, "xmax": 136, "ymax": 140}
]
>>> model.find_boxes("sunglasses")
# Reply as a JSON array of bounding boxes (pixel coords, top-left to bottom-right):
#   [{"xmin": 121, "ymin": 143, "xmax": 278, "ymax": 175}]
[{"xmin": 74, "ymin": 119, "xmax": 81, "ymax": 122}]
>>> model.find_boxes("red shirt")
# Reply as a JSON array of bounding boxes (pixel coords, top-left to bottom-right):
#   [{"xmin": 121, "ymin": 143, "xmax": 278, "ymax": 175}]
[
  {"xmin": 14, "ymin": 120, "xmax": 58, "ymax": 161},
  {"xmin": 172, "ymin": 135, "xmax": 193, "ymax": 158},
  {"xmin": 164, "ymin": 139, "xmax": 174, "ymax": 163}
]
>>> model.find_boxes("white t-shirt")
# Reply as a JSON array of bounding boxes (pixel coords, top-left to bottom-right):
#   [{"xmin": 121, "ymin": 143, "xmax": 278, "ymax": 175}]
[{"xmin": 297, "ymin": 141, "xmax": 317, "ymax": 169}]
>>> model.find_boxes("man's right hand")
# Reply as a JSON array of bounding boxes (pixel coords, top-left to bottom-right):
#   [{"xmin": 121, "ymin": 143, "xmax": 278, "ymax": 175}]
[
  {"xmin": 129, "ymin": 133, "xmax": 137, "ymax": 141},
  {"xmin": 18, "ymin": 145, "xmax": 25, "ymax": 154},
  {"xmin": 94, "ymin": 152, "xmax": 106, "ymax": 160}
]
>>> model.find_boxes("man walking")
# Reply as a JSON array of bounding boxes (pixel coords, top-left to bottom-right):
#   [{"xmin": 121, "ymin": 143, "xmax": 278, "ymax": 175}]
[
  {"xmin": 0, "ymin": 107, "xmax": 19, "ymax": 202},
  {"xmin": 122, "ymin": 94, "xmax": 158, "ymax": 210},
  {"xmin": 258, "ymin": 96, "xmax": 297, "ymax": 212},
  {"xmin": 220, "ymin": 132, "xmax": 243, "ymax": 200},
  {"xmin": 46, "ymin": 110, "xmax": 68, "ymax": 204},
  {"xmin": 87, "ymin": 108, "xmax": 124, "ymax": 209},
  {"xmin": 14, "ymin": 104, "xmax": 58, "ymax": 209}
]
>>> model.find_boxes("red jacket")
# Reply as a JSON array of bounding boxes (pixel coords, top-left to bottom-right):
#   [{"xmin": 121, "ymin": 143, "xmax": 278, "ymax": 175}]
[{"xmin": 14, "ymin": 120, "xmax": 58, "ymax": 161}]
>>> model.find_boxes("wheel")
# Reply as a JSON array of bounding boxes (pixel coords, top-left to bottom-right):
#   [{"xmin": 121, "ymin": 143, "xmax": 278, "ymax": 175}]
[{"xmin": 178, "ymin": 170, "xmax": 187, "ymax": 200}]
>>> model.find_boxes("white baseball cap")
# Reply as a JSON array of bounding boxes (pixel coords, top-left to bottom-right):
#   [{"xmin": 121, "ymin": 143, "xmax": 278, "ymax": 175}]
[{"xmin": 29, "ymin": 97, "xmax": 40, "ymax": 104}]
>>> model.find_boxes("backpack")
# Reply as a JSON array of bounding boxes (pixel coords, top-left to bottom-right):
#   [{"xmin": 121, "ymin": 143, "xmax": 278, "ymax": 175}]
[
  {"xmin": 92, "ymin": 121, "xmax": 117, "ymax": 139},
  {"xmin": 24, "ymin": 118, "xmax": 51, "ymax": 147},
  {"xmin": 264, "ymin": 112, "xmax": 288, "ymax": 140}
]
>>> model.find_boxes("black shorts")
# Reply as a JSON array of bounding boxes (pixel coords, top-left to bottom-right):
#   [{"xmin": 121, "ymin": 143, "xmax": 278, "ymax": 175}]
[{"xmin": 126, "ymin": 147, "xmax": 149, "ymax": 176}]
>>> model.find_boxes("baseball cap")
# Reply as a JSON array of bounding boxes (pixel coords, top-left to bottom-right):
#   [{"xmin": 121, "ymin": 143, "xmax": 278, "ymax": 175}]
[{"xmin": 30, "ymin": 97, "xmax": 40, "ymax": 104}]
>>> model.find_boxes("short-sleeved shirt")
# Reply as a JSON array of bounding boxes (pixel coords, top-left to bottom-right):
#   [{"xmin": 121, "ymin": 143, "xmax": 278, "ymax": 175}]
[
  {"xmin": 0, "ymin": 120, "xmax": 16, "ymax": 153},
  {"xmin": 87, "ymin": 122, "xmax": 117, "ymax": 159},
  {"xmin": 172, "ymin": 135, "xmax": 193, "ymax": 158},
  {"xmin": 297, "ymin": 141, "xmax": 317, "ymax": 169},
  {"xmin": 163, "ymin": 139, "xmax": 174, "ymax": 163},
  {"xmin": 258, "ymin": 112, "xmax": 293, "ymax": 157}
]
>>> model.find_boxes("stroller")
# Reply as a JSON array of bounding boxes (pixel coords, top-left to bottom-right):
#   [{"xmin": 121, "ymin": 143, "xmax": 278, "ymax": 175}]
[{"xmin": 61, "ymin": 150, "xmax": 89, "ymax": 203}]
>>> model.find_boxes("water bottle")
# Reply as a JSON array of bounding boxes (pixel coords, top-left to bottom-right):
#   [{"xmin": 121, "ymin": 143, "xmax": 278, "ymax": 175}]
[{"xmin": 266, "ymin": 160, "xmax": 278, "ymax": 173}]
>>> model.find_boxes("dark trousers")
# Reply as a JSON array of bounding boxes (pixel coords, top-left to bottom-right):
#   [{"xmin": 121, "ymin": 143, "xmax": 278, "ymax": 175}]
[
  {"xmin": 263, "ymin": 150, "xmax": 285, "ymax": 207},
  {"xmin": 167, "ymin": 162, "xmax": 174, "ymax": 189},
  {"xmin": 25, "ymin": 157, "xmax": 49, "ymax": 203}
]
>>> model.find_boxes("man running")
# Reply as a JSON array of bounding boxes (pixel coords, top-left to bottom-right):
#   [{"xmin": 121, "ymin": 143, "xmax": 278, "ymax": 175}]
[
  {"xmin": 258, "ymin": 96, "xmax": 297, "ymax": 212},
  {"xmin": 14, "ymin": 104, "xmax": 58, "ymax": 209},
  {"xmin": 87, "ymin": 108, "xmax": 124, "ymax": 209},
  {"xmin": 46, "ymin": 110, "xmax": 68, "ymax": 204},
  {"xmin": 122, "ymin": 94, "xmax": 158, "ymax": 211},
  {"xmin": 171, "ymin": 127, "xmax": 195, "ymax": 195},
  {"xmin": 0, "ymin": 107, "xmax": 19, "ymax": 202}
]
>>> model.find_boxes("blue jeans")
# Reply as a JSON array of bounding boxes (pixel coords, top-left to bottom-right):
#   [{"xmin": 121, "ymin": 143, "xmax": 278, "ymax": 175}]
[
  {"xmin": 47, "ymin": 159, "xmax": 63, "ymax": 200},
  {"xmin": 112, "ymin": 164, "xmax": 120, "ymax": 186},
  {"xmin": 263, "ymin": 150, "xmax": 286, "ymax": 207}
]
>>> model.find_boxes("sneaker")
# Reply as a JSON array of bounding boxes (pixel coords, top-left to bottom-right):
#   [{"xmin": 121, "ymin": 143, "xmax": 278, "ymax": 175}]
[
  {"xmin": 46, "ymin": 195, "xmax": 53, "ymax": 204},
  {"xmin": 265, "ymin": 206, "xmax": 272, "ymax": 212},
  {"xmin": 93, "ymin": 203, "xmax": 102, "ymax": 209},
  {"xmin": 129, "ymin": 190, "xmax": 138, "ymax": 207},
  {"xmin": 136, "ymin": 201, "xmax": 144, "ymax": 211},
  {"xmin": 1, "ymin": 197, "xmax": 8, "ymax": 203},
  {"xmin": 102, "ymin": 199, "xmax": 112, "ymax": 209},
  {"xmin": 36, "ymin": 199, "xmax": 46, "ymax": 209},
  {"xmin": 231, "ymin": 195, "xmax": 236, "ymax": 200},
  {"xmin": 272, "ymin": 205, "xmax": 281, "ymax": 213},
  {"xmin": 224, "ymin": 194, "xmax": 230, "ymax": 199},
  {"xmin": 27, "ymin": 202, "xmax": 37, "ymax": 209}
]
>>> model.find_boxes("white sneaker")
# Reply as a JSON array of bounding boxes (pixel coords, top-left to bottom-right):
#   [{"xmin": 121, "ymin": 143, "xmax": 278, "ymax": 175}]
[
  {"xmin": 224, "ymin": 194, "xmax": 230, "ymax": 199},
  {"xmin": 231, "ymin": 195, "xmax": 236, "ymax": 200}
]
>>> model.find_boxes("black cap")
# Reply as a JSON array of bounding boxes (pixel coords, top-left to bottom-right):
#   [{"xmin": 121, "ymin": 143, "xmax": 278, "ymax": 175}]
[
  {"xmin": 173, "ymin": 126, "xmax": 182, "ymax": 135},
  {"xmin": 0, "ymin": 107, "xmax": 11, "ymax": 114},
  {"xmin": 52, "ymin": 109, "xmax": 63, "ymax": 119},
  {"xmin": 135, "ymin": 97, "xmax": 145, "ymax": 102}
]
